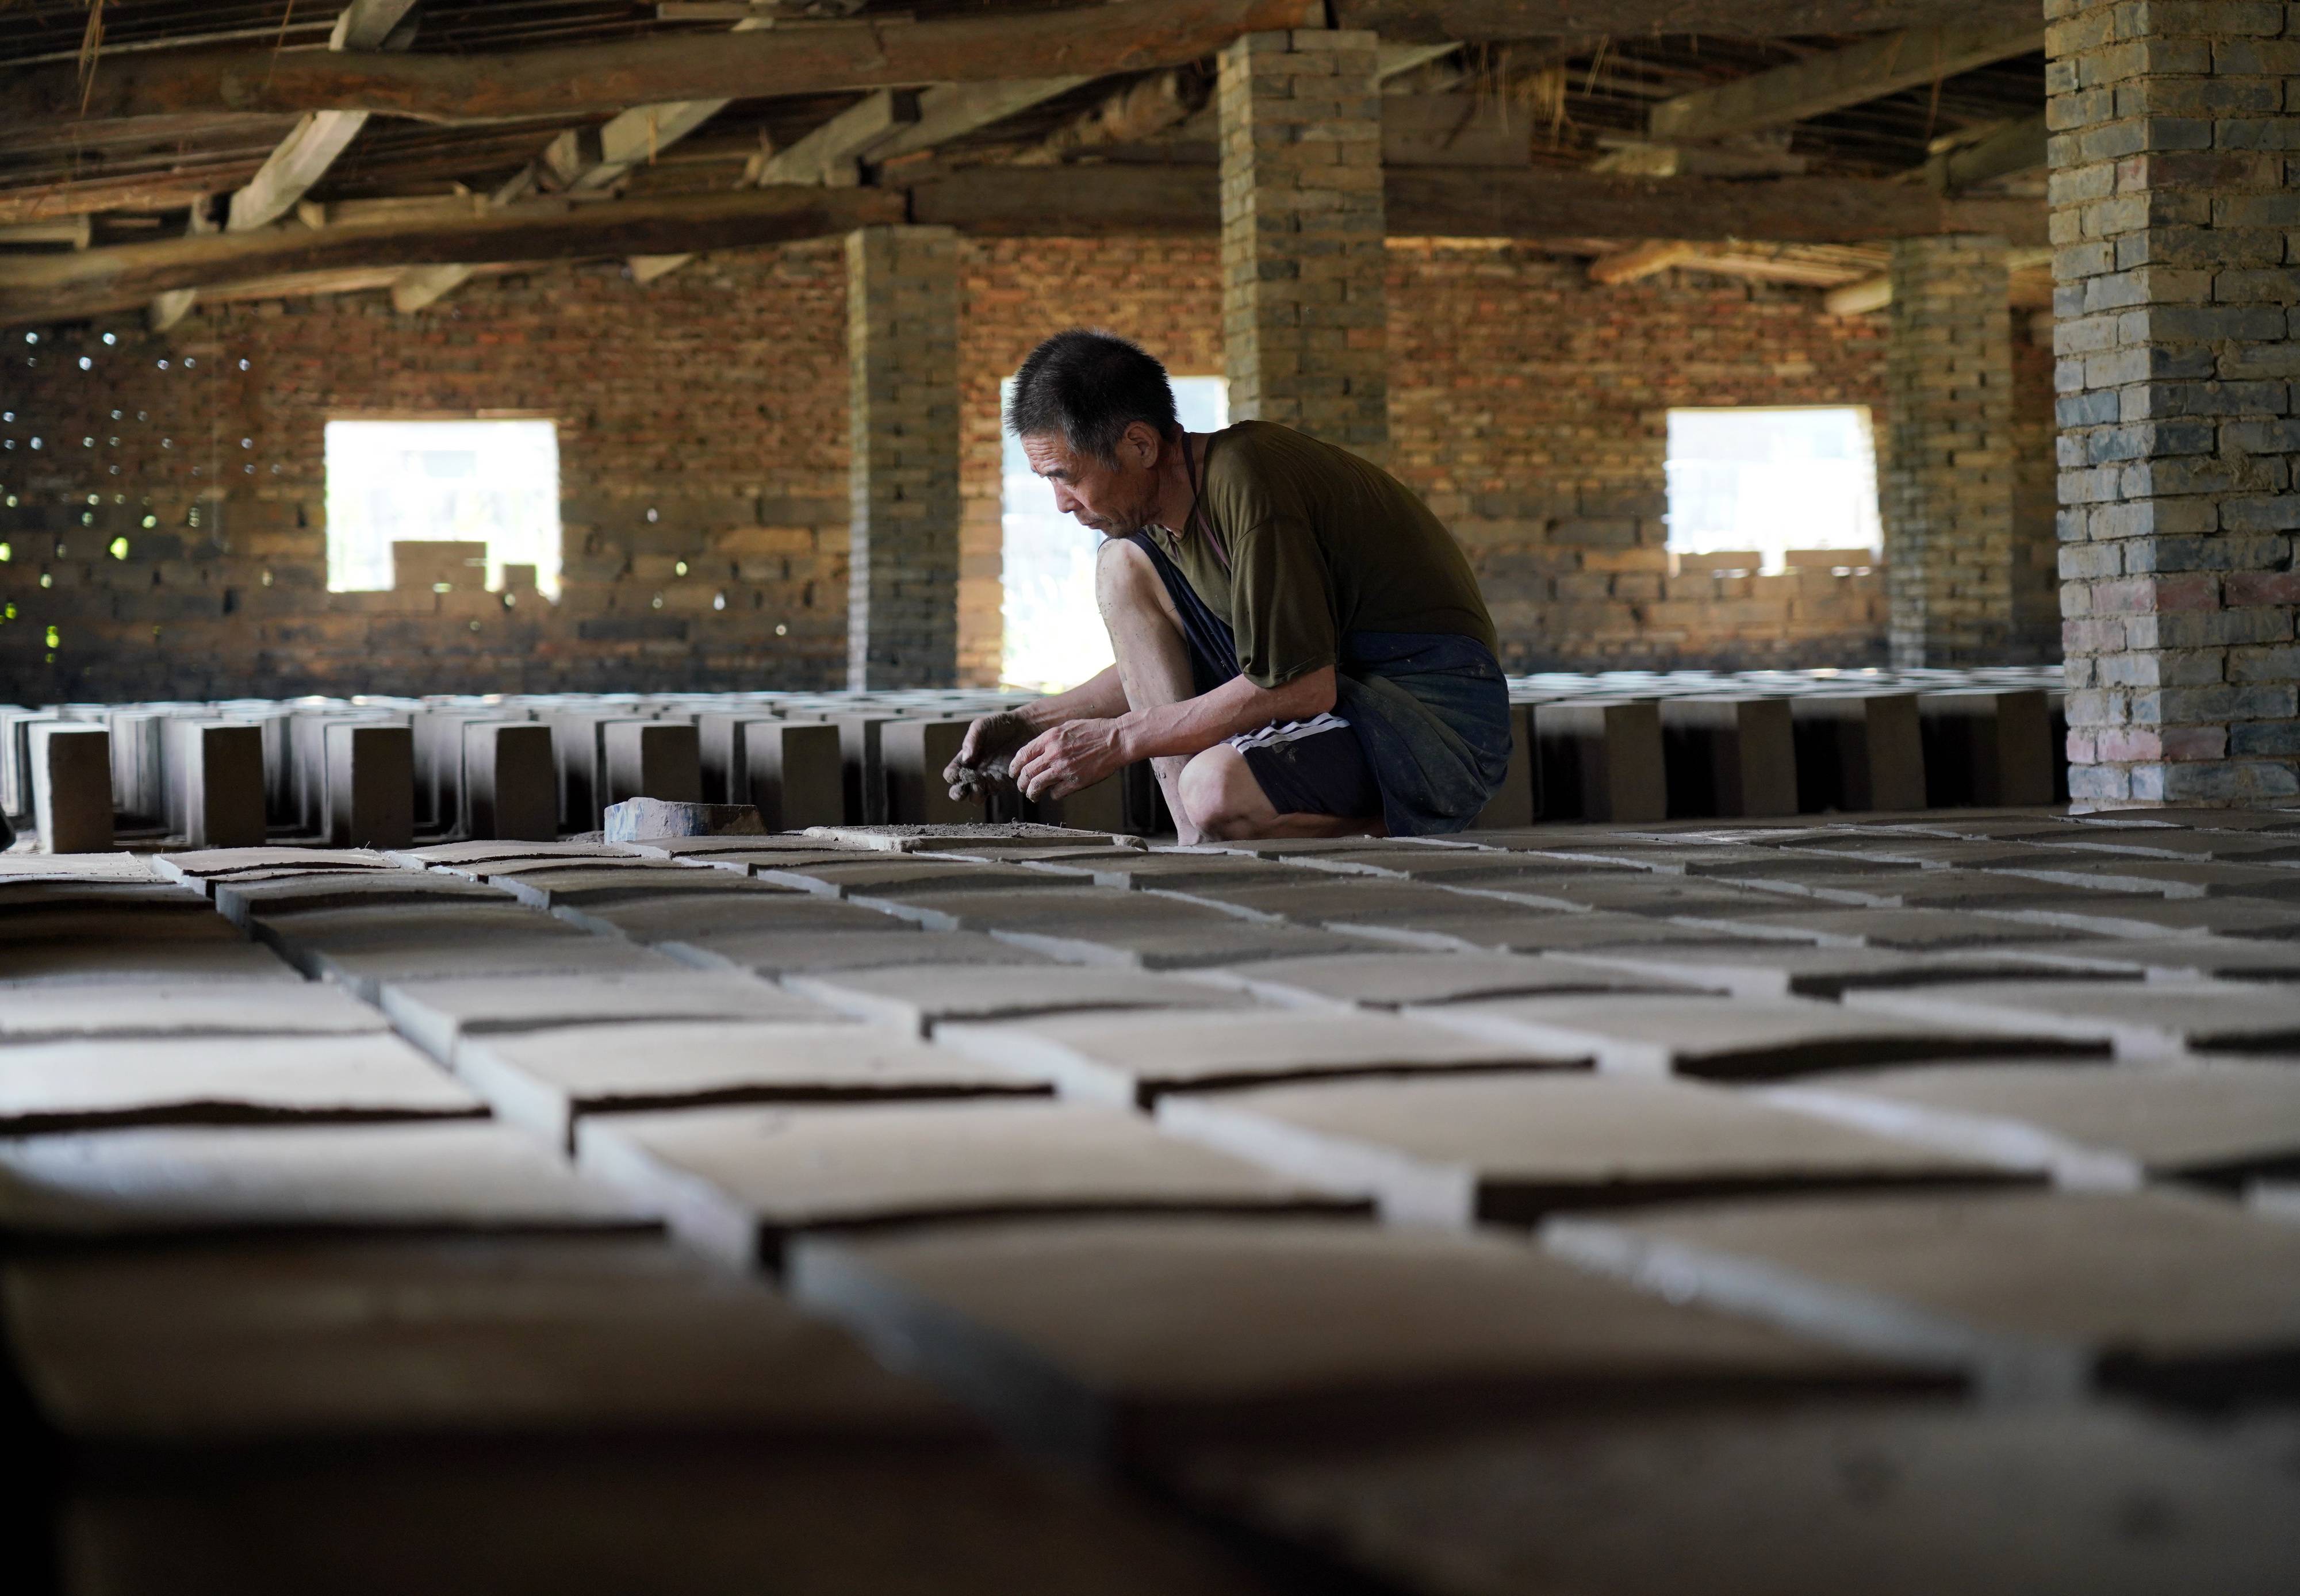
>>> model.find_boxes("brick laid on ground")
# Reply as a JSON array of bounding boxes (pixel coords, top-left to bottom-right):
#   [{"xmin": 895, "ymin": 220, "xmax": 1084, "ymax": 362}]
[
  {"xmin": 578, "ymin": 1099, "xmax": 1364, "ymax": 1271},
  {"xmin": 1546, "ymin": 1187, "xmax": 2300, "ymax": 1404},
  {"xmin": 18, "ymin": 1239, "xmax": 1278, "ymax": 1594},
  {"xmin": 378, "ymin": 970, "xmax": 847, "ymax": 1063},
  {"xmin": 1187, "ymin": 950, "xmax": 1710, "ymax": 1009},
  {"xmin": 1669, "ymin": 905, "xmax": 2092, "ymax": 952},
  {"xmin": 0, "ymin": 1033, "xmax": 484, "ymax": 1134},
  {"xmin": 788, "ymin": 1217, "xmax": 1934, "ymax": 1468},
  {"xmin": 1157, "ymin": 1073, "xmax": 2026, "ymax": 1227},
  {"xmin": 1546, "ymin": 943, "xmax": 2122, "ymax": 1000},
  {"xmin": 784, "ymin": 964, "xmax": 1256, "ymax": 1037},
  {"xmin": 0, "ymin": 980, "xmax": 385, "ymax": 1043},
  {"xmin": 0, "ymin": 938, "xmax": 304, "ymax": 987},
  {"xmin": 252, "ymin": 905, "xmax": 686, "ymax": 995},
  {"xmin": 1843, "ymin": 979, "xmax": 2300, "ymax": 1058},
  {"xmin": 661, "ymin": 927, "xmax": 1054, "ymax": 977},
  {"xmin": 1763, "ymin": 1060, "xmax": 2300, "ymax": 1190},
  {"xmin": 936, "ymin": 1010, "xmax": 1586, "ymax": 1108},
  {"xmin": 1174, "ymin": 1402, "xmax": 2300, "ymax": 1596},
  {"xmin": 1415, "ymin": 993, "xmax": 2104, "ymax": 1080},
  {"xmin": 2007, "ymin": 937, "xmax": 2300, "ymax": 984},
  {"xmin": 455, "ymin": 1020, "xmax": 1050, "ymax": 1148},
  {"xmin": 0, "ymin": 1121, "xmax": 657, "ymax": 1240}
]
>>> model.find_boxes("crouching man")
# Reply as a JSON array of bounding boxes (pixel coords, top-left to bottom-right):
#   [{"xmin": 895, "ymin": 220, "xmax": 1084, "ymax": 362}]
[{"xmin": 949, "ymin": 328, "xmax": 1512, "ymax": 843}]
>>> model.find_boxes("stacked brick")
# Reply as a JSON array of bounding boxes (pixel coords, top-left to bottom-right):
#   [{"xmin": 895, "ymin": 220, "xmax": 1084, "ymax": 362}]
[
  {"xmin": 1218, "ymin": 28, "xmax": 1389, "ymax": 461},
  {"xmin": 2048, "ymin": 0, "xmax": 2300, "ymax": 804},
  {"xmin": 845, "ymin": 226, "xmax": 961, "ymax": 690},
  {"xmin": 1881, "ymin": 236, "xmax": 2025, "ymax": 667}
]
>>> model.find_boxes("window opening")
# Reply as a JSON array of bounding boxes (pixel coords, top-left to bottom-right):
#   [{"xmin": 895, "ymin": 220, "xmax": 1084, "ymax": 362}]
[
  {"xmin": 1000, "ymin": 375, "xmax": 1228, "ymax": 692},
  {"xmin": 323, "ymin": 418, "xmax": 561, "ymax": 596},
  {"xmin": 1664, "ymin": 406, "xmax": 1880, "ymax": 574}
]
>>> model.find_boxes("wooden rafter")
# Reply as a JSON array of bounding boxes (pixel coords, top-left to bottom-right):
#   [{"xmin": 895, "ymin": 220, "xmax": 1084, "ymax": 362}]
[
  {"xmin": 0, "ymin": 185, "xmax": 903, "ymax": 323},
  {"xmin": 1335, "ymin": 1, "xmax": 2053, "ymax": 42},
  {"xmin": 225, "ymin": 0, "xmax": 425, "ymax": 234},
  {"xmin": 1647, "ymin": 17, "xmax": 2045, "ymax": 145},
  {"xmin": 1588, "ymin": 240, "xmax": 1699, "ymax": 285},
  {"xmin": 389, "ymin": 11, "xmax": 777, "ymax": 312},
  {"xmin": 1, "ymin": 0, "xmax": 1319, "ymax": 129},
  {"xmin": 1926, "ymin": 112, "xmax": 2047, "ymax": 192},
  {"xmin": 626, "ymin": 76, "xmax": 1091, "ymax": 288}
]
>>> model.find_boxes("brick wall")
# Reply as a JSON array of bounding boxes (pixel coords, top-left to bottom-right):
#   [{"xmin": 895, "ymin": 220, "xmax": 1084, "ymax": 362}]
[
  {"xmin": 1881, "ymin": 236, "xmax": 2025, "ymax": 667},
  {"xmin": 846, "ymin": 225, "xmax": 961, "ymax": 689},
  {"xmin": 0, "ymin": 244, "xmax": 852, "ymax": 701},
  {"xmin": 1387, "ymin": 243, "xmax": 1900, "ymax": 673},
  {"xmin": 2, "ymin": 233, "xmax": 2060, "ymax": 700},
  {"xmin": 2047, "ymin": 0, "xmax": 2300, "ymax": 804}
]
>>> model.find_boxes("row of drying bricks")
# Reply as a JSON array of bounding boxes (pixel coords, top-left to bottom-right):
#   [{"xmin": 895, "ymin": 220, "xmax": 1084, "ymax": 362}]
[
  {"xmin": 5, "ymin": 817, "xmax": 2300, "ymax": 1592},
  {"xmin": 10, "ymin": 680, "xmax": 2063, "ymax": 855}
]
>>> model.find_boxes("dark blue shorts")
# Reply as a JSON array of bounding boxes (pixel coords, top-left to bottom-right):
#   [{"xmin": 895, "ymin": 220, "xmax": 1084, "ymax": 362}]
[
  {"xmin": 1124, "ymin": 530, "xmax": 1511, "ymax": 834},
  {"xmin": 1126, "ymin": 532, "xmax": 1381, "ymax": 820}
]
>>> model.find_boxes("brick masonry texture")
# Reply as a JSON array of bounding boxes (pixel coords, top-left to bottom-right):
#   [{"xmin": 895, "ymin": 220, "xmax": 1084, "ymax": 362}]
[
  {"xmin": 2, "ymin": 239, "xmax": 2056, "ymax": 700},
  {"xmin": 1220, "ymin": 28, "xmax": 1390, "ymax": 461},
  {"xmin": 1883, "ymin": 236, "xmax": 2037, "ymax": 668},
  {"xmin": 2047, "ymin": 0, "xmax": 2300, "ymax": 804},
  {"xmin": 846, "ymin": 225, "xmax": 961, "ymax": 690},
  {"xmin": 0, "ymin": 245, "xmax": 853, "ymax": 700}
]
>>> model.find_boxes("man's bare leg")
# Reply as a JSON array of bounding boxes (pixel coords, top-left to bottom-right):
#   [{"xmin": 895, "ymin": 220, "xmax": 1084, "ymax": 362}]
[
  {"xmin": 1094, "ymin": 538, "xmax": 1205, "ymax": 841},
  {"xmin": 1175, "ymin": 745, "xmax": 1386, "ymax": 841}
]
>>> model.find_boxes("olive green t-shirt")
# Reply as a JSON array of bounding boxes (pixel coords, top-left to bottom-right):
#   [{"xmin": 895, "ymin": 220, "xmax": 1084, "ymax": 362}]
[{"xmin": 1143, "ymin": 421, "xmax": 1498, "ymax": 689}]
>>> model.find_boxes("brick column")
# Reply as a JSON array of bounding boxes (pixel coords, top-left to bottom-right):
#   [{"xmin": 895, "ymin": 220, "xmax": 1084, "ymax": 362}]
[
  {"xmin": 1881, "ymin": 236, "xmax": 2025, "ymax": 667},
  {"xmin": 1218, "ymin": 27, "xmax": 1388, "ymax": 460},
  {"xmin": 2049, "ymin": 1, "xmax": 2299, "ymax": 805},
  {"xmin": 845, "ymin": 225, "xmax": 960, "ymax": 689}
]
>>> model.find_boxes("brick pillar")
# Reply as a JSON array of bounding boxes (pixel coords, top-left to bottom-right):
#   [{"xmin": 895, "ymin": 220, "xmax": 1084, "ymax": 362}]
[
  {"xmin": 2048, "ymin": 1, "xmax": 2299, "ymax": 805},
  {"xmin": 1218, "ymin": 27, "xmax": 1389, "ymax": 461},
  {"xmin": 1881, "ymin": 236, "xmax": 2024, "ymax": 667},
  {"xmin": 845, "ymin": 225, "xmax": 960, "ymax": 690}
]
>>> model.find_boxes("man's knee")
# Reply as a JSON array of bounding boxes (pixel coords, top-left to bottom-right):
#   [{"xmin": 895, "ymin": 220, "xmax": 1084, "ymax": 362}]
[
  {"xmin": 1177, "ymin": 748, "xmax": 1267, "ymax": 841},
  {"xmin": 1094, "ymin": 536, "xmax": 1162, "ymax": 624}
]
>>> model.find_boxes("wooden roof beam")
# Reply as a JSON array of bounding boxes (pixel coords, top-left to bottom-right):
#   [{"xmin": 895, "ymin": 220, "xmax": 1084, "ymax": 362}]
[
  {"xmin": 1647, "ymin": 16, "xmax": 2044, "ymax": 145},
  {"xmin": 225, "ymin": 0, "xmax": 425, "ymax": 233},
  {"xmin": 1336, "ymin": 2, "xmax": 2055, "ymax": 41},
  {"xmin": 3, "ymin": 0, "xmax": 1318, "ymax": 129},
  {"xmin": 392, "ymin": 10, "xmax": 780, "ymax": 311},
  {"xmin": 1926, "ymin": 112, "xmax": 2047, "ymax": 193},
  {"xmin": 1588, "ymin": 240, "xmax": 1699, "ymax": 285},
  {"xmin": 1, "ymin": 166, "xmax": 2045, "ymax": 327},
  {"xmin": 2, "ymin": 185, "xmax": 902, "ymax": 324},
  {"xmin": 626, "ymin": 75, "xmax": 1090, "ymax": 287}
]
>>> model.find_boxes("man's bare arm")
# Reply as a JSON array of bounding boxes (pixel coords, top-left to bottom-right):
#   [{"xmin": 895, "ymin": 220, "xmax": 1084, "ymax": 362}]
[
  {"xmin": 1007, "ymin": 667, "xmax": 1336, "ymax": 801},
  {"xmin": 945, "ymin": 664, "xmax": 1129, "ymax": 797}
]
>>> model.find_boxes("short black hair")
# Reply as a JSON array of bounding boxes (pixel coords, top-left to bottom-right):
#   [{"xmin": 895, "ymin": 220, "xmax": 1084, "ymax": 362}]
[{"xmin": 1006, "ymin": 328, "xmax": 1180, "ymax": 466}]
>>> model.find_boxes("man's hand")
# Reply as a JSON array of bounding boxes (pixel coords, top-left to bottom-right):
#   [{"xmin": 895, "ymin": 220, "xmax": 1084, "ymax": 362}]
[
  {"xmin": 1009, "ymin": 718, "xmax": 1129, "ymax": 804},
  {"xmin": 944, "ymin": 710, "xmax": 1036, "ymax": 801}
]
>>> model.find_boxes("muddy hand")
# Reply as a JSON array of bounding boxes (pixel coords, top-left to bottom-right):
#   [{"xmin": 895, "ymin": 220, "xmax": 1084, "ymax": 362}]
[{"xmin": 946, "ymin": 710, "xmax": 1033, "ymax": 801}]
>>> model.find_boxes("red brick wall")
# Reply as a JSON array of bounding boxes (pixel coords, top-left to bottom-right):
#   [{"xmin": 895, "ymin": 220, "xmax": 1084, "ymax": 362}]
[
  {"xmin": 1, "ymin": 235, "xmax": 2051, "ymax": 701},
  {"xmin": 0, "ymin": 244, "xmax": 852, "ymax": 700},
  {"xmin": 1387, "ymin": 242, "xmax": 1896, "ymax": 672}
]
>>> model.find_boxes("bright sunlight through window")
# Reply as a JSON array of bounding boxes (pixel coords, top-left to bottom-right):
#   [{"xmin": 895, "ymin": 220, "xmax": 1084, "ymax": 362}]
[
  {"xmin": 1665, "ymin": 406, "xmax": 1881, "ymax": 573},
  {"xmin": 324, "ymin": 418, "xmax": 562, "ymax": 596},
  {"xmin": 1000, "ymin": 376, "xmax": 1228, "ymax": 692}
]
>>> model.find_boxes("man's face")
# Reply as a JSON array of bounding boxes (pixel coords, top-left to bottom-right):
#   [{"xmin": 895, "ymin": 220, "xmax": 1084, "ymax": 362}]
[{"xmin": 1021, "ymin": 427, "xmax": 1161, "ymax": 539}]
